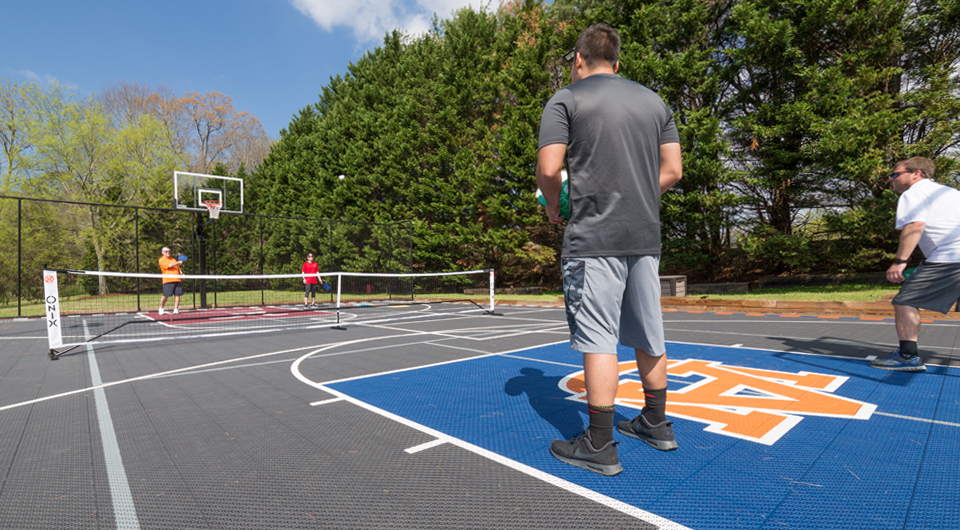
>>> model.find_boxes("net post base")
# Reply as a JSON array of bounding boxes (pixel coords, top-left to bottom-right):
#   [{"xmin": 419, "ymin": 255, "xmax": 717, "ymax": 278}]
[{"xmin": 48, "ymin": 349, "xmax": 60, "ymax": 361}]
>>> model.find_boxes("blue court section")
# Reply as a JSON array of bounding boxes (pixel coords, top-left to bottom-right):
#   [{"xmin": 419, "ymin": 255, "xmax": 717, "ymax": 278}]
[{"xmin": 327, "ymin": 343, "xmax": 959, "ymax": 530}]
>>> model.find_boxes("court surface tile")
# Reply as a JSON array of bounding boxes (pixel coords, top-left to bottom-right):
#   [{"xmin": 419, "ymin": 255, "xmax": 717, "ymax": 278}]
[{"xmin": 0, "ymin": 306, "xmax": 958, "ymax": 529}]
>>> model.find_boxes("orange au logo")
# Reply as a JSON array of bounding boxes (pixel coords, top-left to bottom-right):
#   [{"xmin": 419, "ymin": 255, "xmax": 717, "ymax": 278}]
[
  {"xmin": 44, "ymin": 275, "xmax": 55, "ymax": 284},
  {"xmin": 560, "ymin": 359, "xmax": 876, "ymax": 445}
]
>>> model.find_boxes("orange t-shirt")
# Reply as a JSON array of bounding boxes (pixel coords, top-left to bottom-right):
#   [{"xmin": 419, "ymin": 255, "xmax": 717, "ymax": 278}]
[{"xmin": 158, "ymin": 256, "xmax": 182, "ymax": 284}]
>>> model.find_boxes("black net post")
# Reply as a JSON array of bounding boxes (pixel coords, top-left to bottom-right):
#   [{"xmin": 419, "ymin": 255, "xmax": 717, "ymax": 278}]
[
  {"xmin": 259, "ymin": 216, "xmax": 265, "ymax": 306},
  {"xmin": 17, "ymin": 198, "xmax": 21, "ymax": 318},
  {"xmin": 135, "ymin": 207, "xmax": 141, "ymax": 312}
]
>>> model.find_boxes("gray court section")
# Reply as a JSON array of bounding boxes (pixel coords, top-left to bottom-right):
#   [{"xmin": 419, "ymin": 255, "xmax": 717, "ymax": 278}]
[
  {"xmin": 0, "ymin": 310, "xmax": 653, "ymax": 529},
  {"xmin": 660, "ymin": 312, "xmax": 960, "ymax": 367},
  {"xmin": 0, "ymin": 308, "xmax": 958, "ymax": 529}
]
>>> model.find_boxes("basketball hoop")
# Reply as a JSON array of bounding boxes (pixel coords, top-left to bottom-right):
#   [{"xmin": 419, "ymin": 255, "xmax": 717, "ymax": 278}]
[{"xmin": 203, "ymin": 200, "xmax": 222, "ymax": 219}]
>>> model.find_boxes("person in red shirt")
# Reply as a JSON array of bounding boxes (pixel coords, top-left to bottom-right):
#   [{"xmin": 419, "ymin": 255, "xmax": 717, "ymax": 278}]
[
  {"xmin": 158, "ymin": 247, "xmax": 184, "ymax": 315},
  {"xmin": 302, "ymin": 253, "xmax": 323, "ymax": 308}
]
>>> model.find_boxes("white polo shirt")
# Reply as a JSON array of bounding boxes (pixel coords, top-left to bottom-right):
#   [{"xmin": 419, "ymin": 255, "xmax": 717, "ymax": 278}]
[{"xmin": 896, "ymin": 178, "xmax": 960, "ymax": 263}]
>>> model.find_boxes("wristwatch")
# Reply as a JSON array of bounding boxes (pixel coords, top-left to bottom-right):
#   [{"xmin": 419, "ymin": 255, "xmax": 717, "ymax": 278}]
[{"xmin": 891, "ymin": 259, "xmax": 909, "ymax": 265}]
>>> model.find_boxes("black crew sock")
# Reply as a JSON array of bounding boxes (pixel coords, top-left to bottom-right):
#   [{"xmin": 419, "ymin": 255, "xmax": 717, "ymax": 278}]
[
  {"xmin": 899, "ymin": 340, "xmax": 919, "ymax": 358},
  {"xmin": 587, "ymin": 404, "xmax": 614, "ymax": 448},
  {"xmin": 640, "ymin": 387, "xmax": 668, "ymax": 425}
]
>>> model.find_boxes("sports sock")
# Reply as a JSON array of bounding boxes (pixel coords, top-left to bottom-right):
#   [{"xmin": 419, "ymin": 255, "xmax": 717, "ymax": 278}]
[
  {"xmin": 640, "ymin": 387, "xmax": 667, "ymax": 425},
  {"xmin": 899, "ymin": 340, "xmax": 919, "ymax": 358},
  {"xmin": 587, "ymin": 404, "xmax": 615, "ymax": 448}
]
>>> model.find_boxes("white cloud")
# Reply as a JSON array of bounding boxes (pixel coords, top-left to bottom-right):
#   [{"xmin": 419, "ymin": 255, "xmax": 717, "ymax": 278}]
[
  {"xmin": 290, "ymin": 0, "xmax": 483, "ymax": 43},
  {"xmin": 15, "ymin": 69, "xmax": 59, "ymax": 85}
]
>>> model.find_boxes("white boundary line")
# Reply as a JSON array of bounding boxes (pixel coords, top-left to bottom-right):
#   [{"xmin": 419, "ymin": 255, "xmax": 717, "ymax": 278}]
[
  {"xmin": 310, "ymin": 397, "xmax": 345, "ymax": 406},
  {"xmin": 665, "ymin": 338, "xmax": 958, "ymax": 368},
  {"xmin": 404, "ymin": 439, "xmax": 447, "ymax": 454},
  {"xmin": 84, "ymin": 322, "xmax": 140, "ymax": 530},
  {"xmin": 290, "ymin": 347, "xmax": 690, "ymax": 529},
  {"xmin": 874, "ymin": 412, "xmax": 960, "ymax": 427}
]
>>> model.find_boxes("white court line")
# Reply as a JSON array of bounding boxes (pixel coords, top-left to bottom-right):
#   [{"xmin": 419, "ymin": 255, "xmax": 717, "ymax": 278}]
[
  {"xmin": 0, "ymin": 337, "xmax": 425, "ymax": 413},
  {"xmin": 290, "ymin": 347, "xmax": 690, "ymax": 530},
  {"xmin": 311, "ymin": 397, "xmax": 345, "ymax": 406},
  {"xmin": 84, "ymin": 321, "xmax": 140, "ymax": 530},
  {"xmin": 874, "ymin": 412, "xmax": 960, "ymax": 428},
  {"xmin": 665, "ymin": 327, "xmax": 960, "ymax": 352},
  {"xmin": 1, "ymin": 323, "xmax": 528, "ymax": 413},
  {"xmin": 865, "ymin": 355, "xmax": 877, "ymax": 360},
  {"xmin": 405, "ymin": 439, "xmax": 447, "ymax": 454},
  {"xmin": 731, "ymin": 343, "xmax": 743, "ymax": 348},
  {"xmin": 664, "ymin": 318, "xmax": 960, "ymax": 328},
  {"xmin": 358, "ymin": 320, "xmax": 566, "ymax": 342},
  {"xmin": 146, "ymin": 335, "xmax": 516, "ymax": 381},
  {"xmin": 501, "ymin": 354, "xmax": 580, "ymax": 369}
]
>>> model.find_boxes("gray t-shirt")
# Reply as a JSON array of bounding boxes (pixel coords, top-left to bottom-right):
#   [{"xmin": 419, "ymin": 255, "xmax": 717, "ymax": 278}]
[{"xmin": 538, "ymin": 73, "xmax": 679, "ymax": 257}]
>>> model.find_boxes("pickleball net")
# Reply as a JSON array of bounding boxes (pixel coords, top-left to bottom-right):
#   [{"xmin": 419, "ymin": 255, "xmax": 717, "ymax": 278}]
[{"xmin": 42, "ymin": 268, "xmax": 496, "ymax": 359}]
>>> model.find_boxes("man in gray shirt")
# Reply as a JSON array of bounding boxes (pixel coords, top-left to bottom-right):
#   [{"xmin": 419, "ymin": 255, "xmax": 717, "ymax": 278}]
[{"xmin": 536, "ymin": 23, "xmax": 683, "ymax": 476}]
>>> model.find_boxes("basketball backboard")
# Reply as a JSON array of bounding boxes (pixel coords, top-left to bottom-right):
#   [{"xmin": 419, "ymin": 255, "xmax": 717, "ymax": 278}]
[{"xmin": 173, "ymin": 171, "xmax": 244, "ymax": 214}]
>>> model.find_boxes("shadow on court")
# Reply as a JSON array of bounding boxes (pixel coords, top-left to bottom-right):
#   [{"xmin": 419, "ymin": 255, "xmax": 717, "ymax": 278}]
[
  {"xmin": 504, "ymin": 367, "xmax": 585, "ymax": 439},
  {"xmin": 503, "ymin": 367, "xmax": 634, "ymax": 440}
]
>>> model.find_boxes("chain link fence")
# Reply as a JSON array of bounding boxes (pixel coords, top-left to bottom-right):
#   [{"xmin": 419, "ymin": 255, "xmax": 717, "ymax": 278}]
[{"xmin": 0, "ymin": 195, "xmax": 413, "ymax": 317}]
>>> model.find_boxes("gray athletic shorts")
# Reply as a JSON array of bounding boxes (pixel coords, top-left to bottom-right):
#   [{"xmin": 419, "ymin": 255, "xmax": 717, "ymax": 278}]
[
  {"xmin": 892, "ymin": 261, "xmax": 960, "ymax": 314},
  {"xmin": 162, "ymin": 282, "xmax": 184, "ymax": 297},
  {"xmin": 561, "ymin": 255, "xmax": 665, "ymax": 356}
]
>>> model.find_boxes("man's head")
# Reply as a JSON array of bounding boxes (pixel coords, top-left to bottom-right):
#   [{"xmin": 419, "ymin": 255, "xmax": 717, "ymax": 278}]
[
  {"xmin": 890, "ymin": 157, "xmax": 934, "ymax": 194},
  {"xmin": 571, "ymin": 23, "xmax": 620, "ymax": 81},
  {"xmin": 161, "ymin": 247, "xmax": 171, "ymax": 256},
  {"xmin": 306, "ymin": 253, "xmax": 314, "ymax": 262}
]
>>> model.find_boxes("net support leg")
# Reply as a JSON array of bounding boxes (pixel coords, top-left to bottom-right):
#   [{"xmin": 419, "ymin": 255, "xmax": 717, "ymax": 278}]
[
  {"xmin": 485, "ymin": 268, "xmax": 501, "ymax": 315},
  {"xmin": 331, "ymin": 273, "xmax": 347, "ymax": 329}
]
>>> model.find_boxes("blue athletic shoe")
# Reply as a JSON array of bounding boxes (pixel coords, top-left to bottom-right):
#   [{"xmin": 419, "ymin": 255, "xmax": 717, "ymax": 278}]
[{"xmin": 870, "ymin": 349, "xmax": 926, "ymax": 372}]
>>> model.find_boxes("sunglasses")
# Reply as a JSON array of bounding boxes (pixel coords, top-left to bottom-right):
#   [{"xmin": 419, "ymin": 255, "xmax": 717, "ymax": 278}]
[
  {"xmin": 889, "ymin": 170, "xmax": 916, "ymax": 180},
  {"xmin": 563, "ymin": 48, "xmax": 576, "ymax": 63}
]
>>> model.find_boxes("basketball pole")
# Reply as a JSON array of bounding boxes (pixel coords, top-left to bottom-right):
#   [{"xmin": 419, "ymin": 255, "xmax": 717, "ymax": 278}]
[{"xmin": 196, "ymin": 211, "xmax": 209, "ymax": 309}]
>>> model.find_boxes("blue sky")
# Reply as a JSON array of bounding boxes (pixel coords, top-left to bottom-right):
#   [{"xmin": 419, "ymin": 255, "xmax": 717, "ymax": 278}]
[{"xmin": 1, "ymin": 0, "xmax": 485, "ymax": 138}]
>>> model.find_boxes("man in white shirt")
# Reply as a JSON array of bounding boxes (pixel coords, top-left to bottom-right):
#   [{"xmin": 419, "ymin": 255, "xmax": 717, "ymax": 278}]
[{"xmin": 871, "ymin": 157, "xmax": 960, "ymax": 372}]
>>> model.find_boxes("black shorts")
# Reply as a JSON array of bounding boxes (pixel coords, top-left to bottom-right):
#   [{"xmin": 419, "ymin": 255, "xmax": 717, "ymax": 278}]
[
  {"xmin": 162, "ymin": 282, "xmax": 184, "ymax": 297},
  {"xmin": 892, "ymin": 262, "xmax": 960, "ymax": 314},
  {"xmin": 304, "ymin": 283, "xmax": 317, "ymax": 296}
]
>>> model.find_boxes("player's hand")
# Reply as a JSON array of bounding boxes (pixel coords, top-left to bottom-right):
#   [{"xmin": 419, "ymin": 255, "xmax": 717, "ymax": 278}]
[
  {"xmin": 545, "ymin": 201, "xmax": 563, "ymax": 224},
  {"xmin": 886, "ymin": 262, "xmax": 907, "ymax": 284}
]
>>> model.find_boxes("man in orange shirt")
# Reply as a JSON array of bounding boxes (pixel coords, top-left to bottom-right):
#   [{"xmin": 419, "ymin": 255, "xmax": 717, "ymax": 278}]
[{"xmin": 158, "ymin": 247, "xmax": 184, "ymax": 315}]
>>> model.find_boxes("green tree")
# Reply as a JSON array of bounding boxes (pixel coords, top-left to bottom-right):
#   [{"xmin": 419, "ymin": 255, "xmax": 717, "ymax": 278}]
[
  {"xmin": 0, "ymin": 78, "xmax": 41, "ymax": 193},
  {"xmin": 28, "ymin": 85, "xmax": 180, "ymax": 293},
  {"xmin": 254, "ymin": 3, "xmax": 572, "ymax": 282},
  {"xmin": 611, "ymin": 0, "xmax": 742, "ymax": 278}
]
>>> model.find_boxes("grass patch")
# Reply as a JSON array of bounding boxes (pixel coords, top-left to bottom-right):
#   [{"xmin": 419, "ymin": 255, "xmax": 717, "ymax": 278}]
[
  {"xmin": 494, "ymin": 291, "xmax": 564, "ymax": 302},
  {"xmin": 694, "ymin": 283, "xmax": 899, "ymax": 302},
  {"xmin": 488, "ymin": 285, "xmax": 900, "ymax": 303}
]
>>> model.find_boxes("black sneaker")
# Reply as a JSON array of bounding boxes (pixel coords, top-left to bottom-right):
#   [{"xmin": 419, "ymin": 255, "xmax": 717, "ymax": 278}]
[
  {"xmin": 550, "ymin": 429, "xmax": 622, "ymax": 476},
  {"xmin": 618, "ymin": 415, "xmax": 679, "ymax": 451},
  {"xmin": 869, "ymin": 349, "xmax": 926, "ymax": 372}
]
